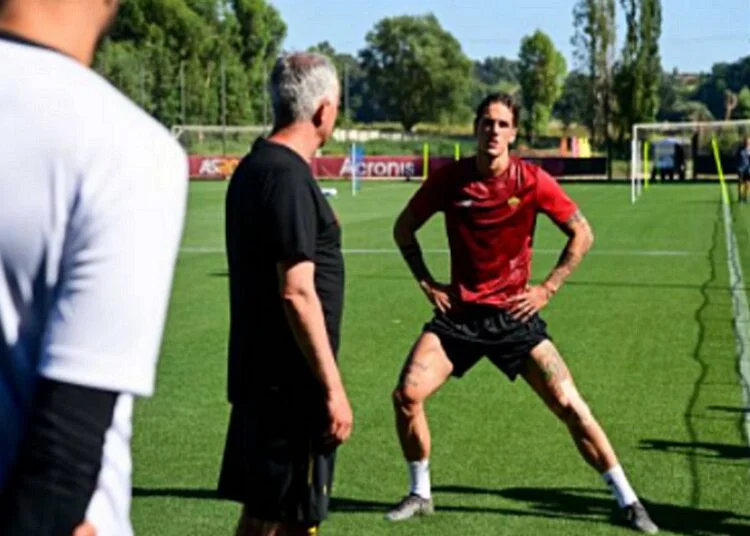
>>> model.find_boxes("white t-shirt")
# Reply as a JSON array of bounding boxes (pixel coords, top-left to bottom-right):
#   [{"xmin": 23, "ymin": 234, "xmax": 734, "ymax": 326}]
[{"xmin": 0, "ymin": 33, "xmax": 188, "ymax": 534}]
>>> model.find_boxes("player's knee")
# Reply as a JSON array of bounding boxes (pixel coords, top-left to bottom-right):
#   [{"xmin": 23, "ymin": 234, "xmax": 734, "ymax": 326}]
[
  {"xmin": 552, "ymin": 392, "xmax": 593, "ymax": 428},
  {"xmin": 392, "ymin": 385, "xmax": 423, "ymax": 413}
]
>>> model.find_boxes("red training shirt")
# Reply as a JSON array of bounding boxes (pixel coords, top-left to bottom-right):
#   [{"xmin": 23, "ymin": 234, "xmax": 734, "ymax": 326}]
[{"xmin": 407, "ymin": 156, "xmax": 578, "ymax": 309}]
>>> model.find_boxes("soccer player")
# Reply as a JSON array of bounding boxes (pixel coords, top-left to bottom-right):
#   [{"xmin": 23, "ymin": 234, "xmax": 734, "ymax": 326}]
[
  {"xmin": 0, "ymin": 1, "xmax": 188, "ymax": 534},
  {"xmin": 386, "ymin": 93, "xmax": 658, "ymax": 534},
  {"xmin": 218, "ymin": 52, "xmax": 353, "ymax": 536},
  {"xmin": 736, "ymin": 136, "xmax": 750, "ymax": 203}
]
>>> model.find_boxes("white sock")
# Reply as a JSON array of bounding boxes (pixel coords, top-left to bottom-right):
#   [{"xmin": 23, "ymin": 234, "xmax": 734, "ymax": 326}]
[
  {"xmin": 408, "ymin": 460, "xmax": 431, "ymax": 499},
  {"xmin": 602, "ymin": 464, "xmax": 638, "ymax": 508}
]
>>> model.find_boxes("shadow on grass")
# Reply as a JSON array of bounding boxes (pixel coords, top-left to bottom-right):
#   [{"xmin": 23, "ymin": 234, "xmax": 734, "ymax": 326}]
[
  {"xmin": 132, "ymin": 485, "xmax": 750, "ymax": 534},
  {"xmin": 707, "ymin": 405, "xmax": 750, "ymax": 414},
  {"xmin": 640, "ymin": 438, "xmax": 750, "ymax": 461},
  {"xmin": 133, "ymin": 487, "xmax": 218, "ymax": 500},
  {"xmin": 432, "ymin": 485, "xmax": 750, "ymax": 536}
]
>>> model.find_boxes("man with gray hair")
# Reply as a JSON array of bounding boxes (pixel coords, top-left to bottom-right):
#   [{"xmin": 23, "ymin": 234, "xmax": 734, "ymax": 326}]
[{"xmin": 217, "ymin": 51, "xmax": 353, "ymax": 536}]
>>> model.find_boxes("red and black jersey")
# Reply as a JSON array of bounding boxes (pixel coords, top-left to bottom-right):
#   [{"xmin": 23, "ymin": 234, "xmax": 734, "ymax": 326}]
[{"xmin": 407, "ymin": 156, "xmax": 578, "ymax": 309}]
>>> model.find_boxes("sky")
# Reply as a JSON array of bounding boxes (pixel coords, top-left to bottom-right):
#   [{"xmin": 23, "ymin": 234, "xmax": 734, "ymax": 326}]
[{"xmin": 268, "ymin": 0, "xmax": 749, "ymax": 74}]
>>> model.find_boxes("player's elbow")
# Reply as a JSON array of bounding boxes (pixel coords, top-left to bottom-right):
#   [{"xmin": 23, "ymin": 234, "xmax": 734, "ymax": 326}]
[
  {"xmin": 584, "ymin": 226, "xmax": 594, "ymax": 251},
  {"xmin": 392, "ymin": 214, "xmax": 411, "ymax": 248},
  {"xmin": 277, "ymin": 261, "xmax": 317, "ymax": 308},
  {"xmin": 578, "ymin": 222, "xmax": 594, "ymax": 252},
  {"xmin": 281, "ymin": 287, "xmax": 318, "ymax": 323}
]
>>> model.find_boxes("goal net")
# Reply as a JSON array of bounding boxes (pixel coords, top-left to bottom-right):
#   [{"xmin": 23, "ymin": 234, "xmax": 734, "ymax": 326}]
[{"xmin": 631, "ymin": 119, "xmax": 750, "ymax": 203}]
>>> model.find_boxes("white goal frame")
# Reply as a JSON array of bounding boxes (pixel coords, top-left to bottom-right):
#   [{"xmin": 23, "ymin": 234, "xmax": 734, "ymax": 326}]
[{"xmin": 631, "ymin": 119, "xmax": 750, "ymax": 204}]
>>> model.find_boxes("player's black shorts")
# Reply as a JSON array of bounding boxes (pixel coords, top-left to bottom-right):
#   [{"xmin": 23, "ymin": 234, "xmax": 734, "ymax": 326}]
[
  {"xmin": 741, "ymin": 171, "xmax": 750, "ymax": 183},
  {"xmin": 423, "ymin": 305, "xmax": 551, "ymax": 380},
  {"xmin": 217, "ymin": 392, "xmax": 335, "ymax": 528}
]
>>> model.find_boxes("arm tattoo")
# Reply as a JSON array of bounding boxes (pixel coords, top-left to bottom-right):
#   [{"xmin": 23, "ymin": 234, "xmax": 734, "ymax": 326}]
[
  {"xmin": 565, "ymin": 210, "xmax": 584, "ymax": 225},
  {"xmin": 544, "ymin": 211, "xmax": 592, "ymax": 293},
  {"xmin": 399, "ymin": 241, "xmax": 433, "ymax": 283}
]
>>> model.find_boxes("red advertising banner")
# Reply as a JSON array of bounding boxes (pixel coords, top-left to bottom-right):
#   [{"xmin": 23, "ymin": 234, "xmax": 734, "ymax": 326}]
[
  {"xmin": 313, "ymin": 156, "xmax": 455, "ymax": 179},
  {"xmin": 189, "ymin": 155, "xmax": 455, "ymax": 180},
  {"xmin": 188, "ymin": 155, "xmax": 606, "ymax": 180},
  {"xmin": 189, "ymin": 155, "xmax": 241, "ymax": 180}
]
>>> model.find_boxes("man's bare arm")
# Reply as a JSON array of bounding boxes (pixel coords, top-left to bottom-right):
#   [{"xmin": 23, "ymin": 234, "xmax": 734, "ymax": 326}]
[
  {"xmin": 278, "ymin": 260, "xmax": 352, "ymax": 444},
  {"xmin": 393, "ymin": 207, "xmax": 454, "ymax": 312},
  {"xmin": 277, "ymin": 260, "xmax": 345, "ymax": 395},
  {"xmin": 393, "ymin": 208, "xmax": 435, "ymax": 285},
  {"xmin": 542, "ymin": 210, "xmax": 594, "ymax": 296}
]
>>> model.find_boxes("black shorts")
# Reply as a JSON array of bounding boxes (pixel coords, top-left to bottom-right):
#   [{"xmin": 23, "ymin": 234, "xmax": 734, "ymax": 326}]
[
  {"xmin": 741, "ymin": 172, "xmax": 750, "ymax": 183},
  {"xmin": 423, "ymin": 305, "xmax": 550, "ymax": 380},
  {"xmin": 217, "ymin": 394, "xmax": 335, "ymax": 527}
]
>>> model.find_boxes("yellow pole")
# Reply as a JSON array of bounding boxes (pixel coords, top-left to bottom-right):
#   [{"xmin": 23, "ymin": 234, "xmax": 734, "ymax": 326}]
[
  {"xmin": 454, "ymin": 142, "xmax": 460, "ymax": 161},
  {"xmin": 711, "ymin": 135, "xmax": 730, "ymax": 206},
  {"xmin": 643, "ymin": 140, "xmax": 650, "ymax": 190},
  {"xmin": 423, "ymin": 143, "xmax": 429, "ymax": 178}
]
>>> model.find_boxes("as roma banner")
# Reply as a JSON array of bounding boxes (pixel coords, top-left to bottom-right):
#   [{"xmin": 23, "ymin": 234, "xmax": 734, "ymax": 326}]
[{"xmin": 189, "ymin": 155, "xmax": 241, "ymax": 180}]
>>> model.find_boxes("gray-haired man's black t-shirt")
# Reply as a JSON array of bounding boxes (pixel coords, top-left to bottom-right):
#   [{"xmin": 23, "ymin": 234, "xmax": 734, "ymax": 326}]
[{"xmin": 224, "ymin": 137, "xmax": 344, "ymax": 405}]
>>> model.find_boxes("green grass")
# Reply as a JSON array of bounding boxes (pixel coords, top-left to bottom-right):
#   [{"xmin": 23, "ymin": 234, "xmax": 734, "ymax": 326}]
[{"xmin": 131, "ymin": 180, "xmax": 750, "ymax": 535}]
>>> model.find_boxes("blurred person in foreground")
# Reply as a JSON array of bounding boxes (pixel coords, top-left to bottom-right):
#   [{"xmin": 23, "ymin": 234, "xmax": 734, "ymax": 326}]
[{"xmin": 0, "ymin": 0, "xmax": 188, "ymax": 534}]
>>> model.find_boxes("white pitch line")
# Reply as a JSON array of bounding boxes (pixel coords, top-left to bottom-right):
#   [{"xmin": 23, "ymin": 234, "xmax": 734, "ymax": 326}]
[
  {"xmin": 180, "ymin": 246, "xmax": 699, "ymax": 257},
  {"xmin": 720, "ymin": 195, "xmax": 750, "ymax": 455}
]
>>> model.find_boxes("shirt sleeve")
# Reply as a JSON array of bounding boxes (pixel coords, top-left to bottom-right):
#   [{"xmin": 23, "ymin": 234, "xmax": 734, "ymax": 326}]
[
  {"xmin": 535, "ymin": 168, "xmax": 579, "ymax": 226},
  {"xmin": 38, "ymin": 136, "xmax": 189, "ymax": 398},
  {"xmin": 406, "ymin": 164, "xmax": 453, "ymax": 223},
  {"xmin": 265, "ymin": 173, "xmax": 318, "ymax": 263}
]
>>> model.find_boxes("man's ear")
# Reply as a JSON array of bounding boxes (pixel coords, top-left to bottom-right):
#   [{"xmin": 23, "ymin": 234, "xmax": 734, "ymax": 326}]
[
  {"xmin": 312, "ymin": 98, "xmax": 333, "ymax": 128},
  {"xmin": 312, "ymin": 104, "xmax": 324, "ymax": 128}
]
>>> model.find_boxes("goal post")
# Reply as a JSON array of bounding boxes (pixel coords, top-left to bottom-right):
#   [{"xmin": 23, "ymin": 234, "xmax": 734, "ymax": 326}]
[{"xmin": 631, "ymin": 119, "xmax": 750, "ymax": 204}]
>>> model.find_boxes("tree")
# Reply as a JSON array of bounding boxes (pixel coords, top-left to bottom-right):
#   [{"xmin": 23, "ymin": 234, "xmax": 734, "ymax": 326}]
[
  {"xmin": 469, "ymin": 56, "xmax": 519, "ymax": 114},
  {"xmin": 518, "ymin": 30, "xmax": 566, "ymax": 141},
  {"xmin": 735, "ymin": 87, "xmax": 750, "ymax": 119},
  {"xmin": 613, "ymin": 0, "xmax": 662, "ymax": 139},
  {"xmin": 554, "ymin": 71, "xmax": 591, "ymax": 132},
  {"xmin": 93, "ymin": 0, "xmax": 287, "ymax": 128},
  {"xmin": 572, "ymin": 0, "xmax": 616, "ymax": 144},
  {"xmin": 231, "ymin": 0, "xmax": 287, "ymax": 123},
  {"xmin": 474, "ymin": 57, "xmax": 519, "ymax": 86},
  {"xmin": 692, "ymin": 57, "xmax": 750, "ymax": 119},
  {"xmin": 360, "ymin": 14, "xmax": 472, "ymax": 132},
  {"xmin": 572, "ymin": 0, "xmax": 616, "ymax": 179}
]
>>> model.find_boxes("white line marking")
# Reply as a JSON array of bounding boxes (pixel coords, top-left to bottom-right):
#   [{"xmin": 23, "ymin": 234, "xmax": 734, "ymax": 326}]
[
  {"xmin": 179, "ymin": 246, "xmax": 699, "ymax": 257},
  {"xmin": 720, "ymin": 196, "xmax": 750, "ymax": 452}
]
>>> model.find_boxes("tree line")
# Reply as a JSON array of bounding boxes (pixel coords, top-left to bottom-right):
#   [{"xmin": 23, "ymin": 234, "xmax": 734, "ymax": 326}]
[{"xmin": 94, "ymin": 0, "xmax": 750, "ymax": 145}]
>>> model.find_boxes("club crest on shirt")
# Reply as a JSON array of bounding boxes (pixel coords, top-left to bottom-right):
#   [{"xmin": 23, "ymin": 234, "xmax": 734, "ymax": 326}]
[{"xmin": 507, "ymin": 196, "xmax": 521, "ymax": 208}]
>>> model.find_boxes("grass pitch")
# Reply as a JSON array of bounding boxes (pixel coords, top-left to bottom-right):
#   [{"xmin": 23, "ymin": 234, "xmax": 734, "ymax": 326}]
[{"xmin": 131, "ymin": 180, "xmax": 750, "ymax": 535}]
